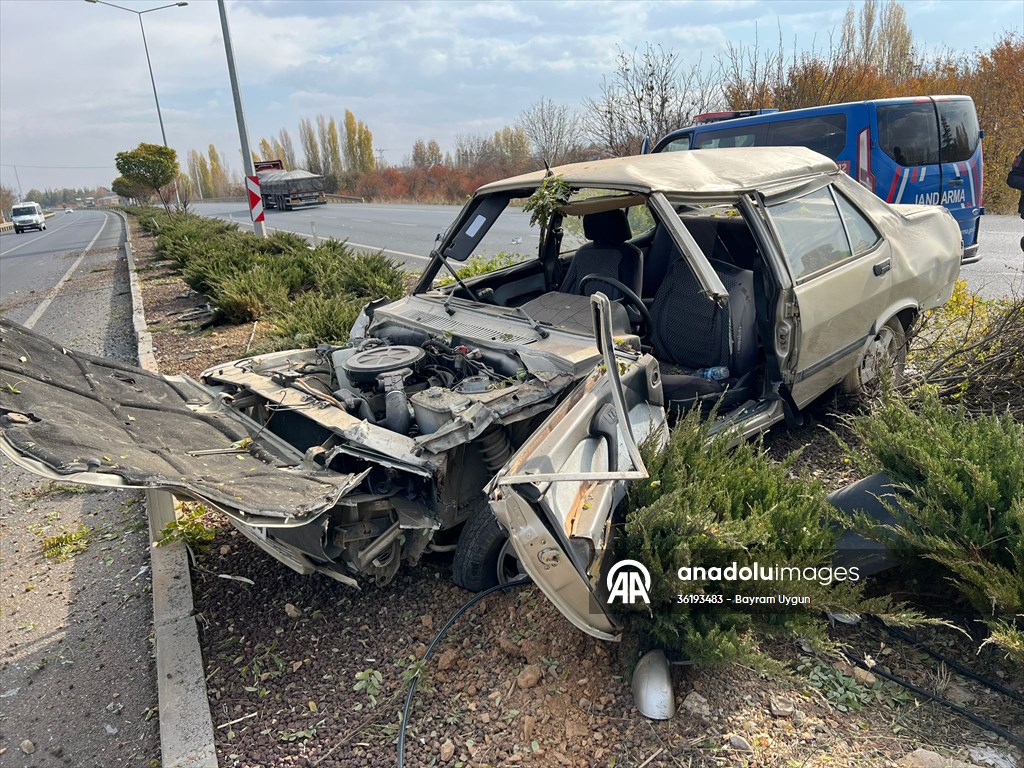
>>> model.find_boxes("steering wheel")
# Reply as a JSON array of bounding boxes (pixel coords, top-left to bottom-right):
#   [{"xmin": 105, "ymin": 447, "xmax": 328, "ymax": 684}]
[{"xmin": 578, "ymin": 274, "xmax": 652, "ymax": 335}]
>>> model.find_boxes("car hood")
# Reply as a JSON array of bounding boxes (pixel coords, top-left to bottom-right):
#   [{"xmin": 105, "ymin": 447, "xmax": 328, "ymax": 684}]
[{"xmin": 0, "ymin": 318, "xmax": 364, "ymax": 525}]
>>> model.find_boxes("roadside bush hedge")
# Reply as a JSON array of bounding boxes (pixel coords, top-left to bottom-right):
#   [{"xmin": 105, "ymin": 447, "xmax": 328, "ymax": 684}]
[
  {"xmin": 850, "ymin": 388, "xmax": 1024, "ymax": 665},
  {"xmin": 619, "ymin": 410, "xmax": 918, "ymax": 666},
  {"xmin": 126, "ymin": 210, "xmax": 409, "ymax": 349},
  {"xmin": 908, "ymin": 280, "xmax": 1024, "ymax": 419}
]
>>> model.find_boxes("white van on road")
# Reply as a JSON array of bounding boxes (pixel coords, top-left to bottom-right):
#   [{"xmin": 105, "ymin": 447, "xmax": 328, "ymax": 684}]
[{"xmin": 12, "ymin": 202, "xmax": 46, "ymax": 234}]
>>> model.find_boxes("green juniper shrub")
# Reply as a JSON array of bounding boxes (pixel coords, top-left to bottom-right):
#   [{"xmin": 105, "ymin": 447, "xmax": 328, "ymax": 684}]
[
  {"xmin": 254, "ymin": 230, "xmax": 310, "ymax": 257},
  {"xmin": 849, "ymin": 388, "xmax": 1024, "ymax": 665},
  {"xmin": 181, "ymin": 247, "xmax": 259, "ymax": 297},
  {"xmin": 125, "ymin": 212, "xmax": 412, "ymax": 350},
  {"xmin": 618, "ymin": 408, "xmax": 923, "ymax": 666},
  {"xmin": 434, "ymin": 251, "xmax": 527, "ymax": 287},
  {"xmin": 333, "ymin": 250, "xmax": 408, "ymax": 300},
  {"xmin": 271, "ymin": 293, "xmax": 366, "ymax": 347},
  {"xmin": 210, "ymin": 263, "xmax": 292, "ymax": 323}
]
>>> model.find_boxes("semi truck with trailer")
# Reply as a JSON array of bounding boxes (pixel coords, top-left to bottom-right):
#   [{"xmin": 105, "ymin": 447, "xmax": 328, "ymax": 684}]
[{"xmin": 254, "ymin": 159, "xmax": 327, "ymax": 211}]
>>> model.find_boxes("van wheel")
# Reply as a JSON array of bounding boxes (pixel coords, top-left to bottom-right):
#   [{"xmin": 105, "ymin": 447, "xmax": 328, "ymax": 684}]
[
  {"xmin": 842, "ymin": 317, "xmax": 906, "ymax": 395},
  {"xmin": 452, "ymin": 502, "xmax": 527, "ymax": 591}
]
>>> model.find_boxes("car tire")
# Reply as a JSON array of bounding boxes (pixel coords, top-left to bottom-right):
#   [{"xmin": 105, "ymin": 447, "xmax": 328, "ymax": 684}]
[
  {"xmin": 841, "ymin": 317, "xmax": 906, "ymax": 395},
  {"xmin": 452, "ymin": 502, "xmax": 526, "ymax": 591}
]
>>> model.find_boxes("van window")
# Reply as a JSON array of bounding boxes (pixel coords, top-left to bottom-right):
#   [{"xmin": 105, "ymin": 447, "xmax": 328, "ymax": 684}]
[
  {"xmin": 769, "ymin": 187, "xmax": 853, "ymax": 281},
  {"xmin": 13, "ymin": 205, "xmax": 37, "ymax": 217},
  {"xmin": 766, "ymin": 114, "xmax": 847, "ymax": 159},
  {"xmin": 877, "ymin": 103, "xmax": 939, "ymax": 167},
  {"xmin": 694, "ymin": 124, "xmax": 767, "ymax": 149},
  {"xmin": 937, "ymin": 100, "xmax": 980, "ymax": 163},
  {"xmin": 661, "ymin": 136, "xmax": 692, "ymax": 152}
]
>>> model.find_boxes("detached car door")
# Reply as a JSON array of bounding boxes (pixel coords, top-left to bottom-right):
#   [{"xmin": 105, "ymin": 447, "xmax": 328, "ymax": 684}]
[
  {"xmin": 763, "ymin": 182, "xmax": 893, "ymax": 408},
  {"xmin": 488, "ymin": 296, "xmax": 668, "ymax": 641},
  {"xmin": 0, "ymin": 319, "xmax": 365, "ymax": 527}
]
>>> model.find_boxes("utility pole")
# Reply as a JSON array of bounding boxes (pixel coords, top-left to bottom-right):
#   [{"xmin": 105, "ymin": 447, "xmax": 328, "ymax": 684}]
[{"xmin": 217, "ymin": 0, "xmax": 264, "ymax": 238}]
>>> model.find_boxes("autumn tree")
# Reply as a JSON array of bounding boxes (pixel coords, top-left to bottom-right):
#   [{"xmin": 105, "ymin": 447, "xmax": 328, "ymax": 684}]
[
  {"xmin": 723, "ymin": 0, "xmax": 918, "ymax": 110},
  {"xmin": 279, "ymin": 128, "xmax": 297, "ymax": 169},
  {"xmin": 0, "ymin": 185, "xmax": 15, "ymax": 220},
  {"xmin": 411, "ymin": 138, "xmax": 443, "ymax": 168},
  {"xmin": 186, "ymin": 149, "xmax": 212, "ymax": 198},
  {"xmin": 115, "ymin": 142, "xmax": 178, "ymax": 213},
  {"xmin": 343, "ymin": 110, "xmax": 375, "ymax": 177},
  {"xmin": 585, "ymin": 44, "xmax": 724, "ymax": 156},
  {"xmin": 317, "ymin": 114, "xmax": 343, "ymax": 190},
  {"xmin": 518, "ymin": 98, "xmax": 586, "ymax": 166},
  {"xmin": 207, "ymin": 144, "xmax": 230, "ymax": 197},
  {"xmin": 111, "ymin": 175, "xmax": 150, "ymax": 204},
  {"xmin": 298, "ymin": 117, "xmax": 323, "ymax": 175}
]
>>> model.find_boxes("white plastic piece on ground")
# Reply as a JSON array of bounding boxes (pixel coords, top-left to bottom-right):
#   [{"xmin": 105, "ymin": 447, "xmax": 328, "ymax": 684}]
[{"xmin": 631, "ymin": 649, "xmax": 676, "ymax": 720}]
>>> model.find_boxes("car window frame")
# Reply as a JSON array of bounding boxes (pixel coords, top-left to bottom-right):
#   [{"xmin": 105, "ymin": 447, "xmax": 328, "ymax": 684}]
[
  {"xmin": 765, "ymin": 182, "xmax": 872, "ymax": 285},
  {"xmin": 831, "ymin": 187, "xmax": 883, "ymax": 258}
]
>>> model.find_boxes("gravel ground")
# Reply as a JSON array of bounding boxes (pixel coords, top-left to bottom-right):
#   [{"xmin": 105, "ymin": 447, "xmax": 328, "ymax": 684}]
[
  {"xmin": 127, "ymin": 218, "xmax": 1023, "ymax": 768},
  {"xmin": 0, "ymin": 217, "xmax": 160, "ymax": 767}
]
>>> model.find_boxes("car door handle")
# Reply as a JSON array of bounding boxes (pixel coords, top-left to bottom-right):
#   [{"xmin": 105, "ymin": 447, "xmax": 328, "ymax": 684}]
[
  {"xmin": 873, "ymin": 260, "xmax": 891, "ymax": 277},
  {"xmin": 948, "ymin": 178, "xmax": 964, "ymax": 186}
]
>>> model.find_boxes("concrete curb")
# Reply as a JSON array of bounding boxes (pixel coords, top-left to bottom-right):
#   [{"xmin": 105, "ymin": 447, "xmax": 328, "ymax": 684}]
[{"xmin": 117, "ymin": 210, "xmax": 219, "ymax": 768}]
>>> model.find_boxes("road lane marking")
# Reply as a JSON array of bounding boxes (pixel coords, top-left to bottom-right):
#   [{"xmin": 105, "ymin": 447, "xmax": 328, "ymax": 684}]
[
  {"xmin": 0, "ymin": 218, "xmax": 80, "ymax": 257},
  {"xmin": 24, "ymin": 215, "xmax": 109, "ymax": 330}
]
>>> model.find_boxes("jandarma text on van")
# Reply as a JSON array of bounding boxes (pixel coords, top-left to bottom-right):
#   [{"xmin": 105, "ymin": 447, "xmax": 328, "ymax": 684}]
[{"xmin": 676, "ymin": 562, "xmax": 860, "ymax": 586}]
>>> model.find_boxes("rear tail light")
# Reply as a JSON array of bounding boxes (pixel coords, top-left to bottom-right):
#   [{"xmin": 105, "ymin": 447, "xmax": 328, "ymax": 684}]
[{"xmin": 857, "ymin": 128, "xmax": 875, "ymax": 192}]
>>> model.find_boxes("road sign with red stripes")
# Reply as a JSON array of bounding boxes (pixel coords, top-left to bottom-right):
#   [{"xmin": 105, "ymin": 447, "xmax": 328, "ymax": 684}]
[{"xmin": 246, "ymin": 175, "xmax": 265, "ymax": 223}]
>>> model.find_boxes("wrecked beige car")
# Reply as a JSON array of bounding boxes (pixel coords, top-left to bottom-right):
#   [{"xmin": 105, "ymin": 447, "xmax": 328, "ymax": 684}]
[{"xmin": 0, "ymin": 148, "xmax": 961, "ymax": 638}]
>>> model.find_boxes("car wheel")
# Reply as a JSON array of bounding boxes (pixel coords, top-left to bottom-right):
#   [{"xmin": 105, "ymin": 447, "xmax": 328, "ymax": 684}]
[
  {"xmin": 842, "ymin": 317, "xmax": 906, "ymax": 395},
  {"xmin": 452, "ymin": 502, "xmax": 527, "ymax": 591}
]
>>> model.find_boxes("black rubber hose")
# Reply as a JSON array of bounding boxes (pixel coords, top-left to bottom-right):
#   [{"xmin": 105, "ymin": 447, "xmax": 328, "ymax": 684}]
[
  {"xmin": 873, "ymin": 618, "xmax": 1024, "ymax": 704},
  {"xmin": 841, "ymin": 650, "xmax": 1023, "ymax": 747},
  {"xmin": 396, "ymin": 576, "xmax": 532, "ymax": 768}
]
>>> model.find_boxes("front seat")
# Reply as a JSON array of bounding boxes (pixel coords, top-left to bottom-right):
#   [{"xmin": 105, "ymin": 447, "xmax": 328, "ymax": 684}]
[
  {"xmin": 560, "ymin": 209, "xmax": 643, "ymax": 300},
  {"xmin": 649, "ymin": 256, "xmax": 757, "ymax": 405}
]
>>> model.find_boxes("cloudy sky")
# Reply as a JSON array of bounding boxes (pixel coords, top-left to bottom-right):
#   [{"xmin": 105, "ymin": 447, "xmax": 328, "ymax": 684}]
[{"xmin": 0, "ymin": 0, "xmax": 1020, "ymax": 193}]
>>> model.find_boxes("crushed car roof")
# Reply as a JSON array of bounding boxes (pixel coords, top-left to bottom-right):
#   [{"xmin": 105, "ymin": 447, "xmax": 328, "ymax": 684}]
[{"xmin": 478, "ymin": 146, "xmax": 838, "ymax": 196}]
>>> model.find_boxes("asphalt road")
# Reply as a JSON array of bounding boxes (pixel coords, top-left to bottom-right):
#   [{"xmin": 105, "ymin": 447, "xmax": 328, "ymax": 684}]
[
  {"xmin": 190, "ymin": 202, "xmax": 1023, "ymax": 299},
  {"xmin": 0, "ymin": 210, "xmax": 160, "ymax": 767},
  {"xmin": 0, "ymin": 210, "xmax": 124, "ymax": 328}
]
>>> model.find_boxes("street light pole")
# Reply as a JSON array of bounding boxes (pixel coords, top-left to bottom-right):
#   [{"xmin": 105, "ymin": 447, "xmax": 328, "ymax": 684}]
[
  {"xmin": 136, "ymin": 12, "xmax": 168, "ymax": 148},
  {"xmin": 217, "ymin": 0, "xmax": 265, "ymax": 237},
  {"xmin": 85, "ymin": 0, "xmax": 186, "ymax": 206}
]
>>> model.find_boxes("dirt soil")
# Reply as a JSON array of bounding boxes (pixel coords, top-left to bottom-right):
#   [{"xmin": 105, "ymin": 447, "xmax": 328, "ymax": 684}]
[{"xmin": 128, "ymin": 218, "xmax": 1024, "ymax": 768}]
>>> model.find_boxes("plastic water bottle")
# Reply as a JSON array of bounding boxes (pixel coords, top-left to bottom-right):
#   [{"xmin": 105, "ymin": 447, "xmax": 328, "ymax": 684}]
[{"xmin": 697, "ymin": 366, "xmax": 730, "ymax": 381}]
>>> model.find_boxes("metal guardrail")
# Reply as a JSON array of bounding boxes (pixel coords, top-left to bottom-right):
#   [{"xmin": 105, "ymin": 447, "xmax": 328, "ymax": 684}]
[{"xmin": 325, "ymin": 193, "xmax": 365, "ymax": 204}]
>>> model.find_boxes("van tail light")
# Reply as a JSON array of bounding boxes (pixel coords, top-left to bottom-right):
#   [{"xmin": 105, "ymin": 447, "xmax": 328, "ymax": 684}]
[{"xmin": 857, "ymin": 127, "xmax": 875, "ymax": 192}]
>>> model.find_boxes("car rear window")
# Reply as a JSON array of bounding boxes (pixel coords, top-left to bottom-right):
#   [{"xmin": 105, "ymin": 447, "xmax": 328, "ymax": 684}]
[{"xmin": 877, "ymin": 103, "xmax": 939, "ymax": 167}]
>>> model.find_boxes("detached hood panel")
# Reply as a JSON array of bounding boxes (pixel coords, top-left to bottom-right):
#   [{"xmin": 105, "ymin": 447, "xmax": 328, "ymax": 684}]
[{"xmin": 0, "ymin": 319, "xmax": 360, "ymax": 524}]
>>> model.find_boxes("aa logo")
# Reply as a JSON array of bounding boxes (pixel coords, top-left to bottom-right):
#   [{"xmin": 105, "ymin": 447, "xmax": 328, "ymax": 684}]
[{"xmin": 606, "ymin": 560, "xmax": 651, "ymax": 605}]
